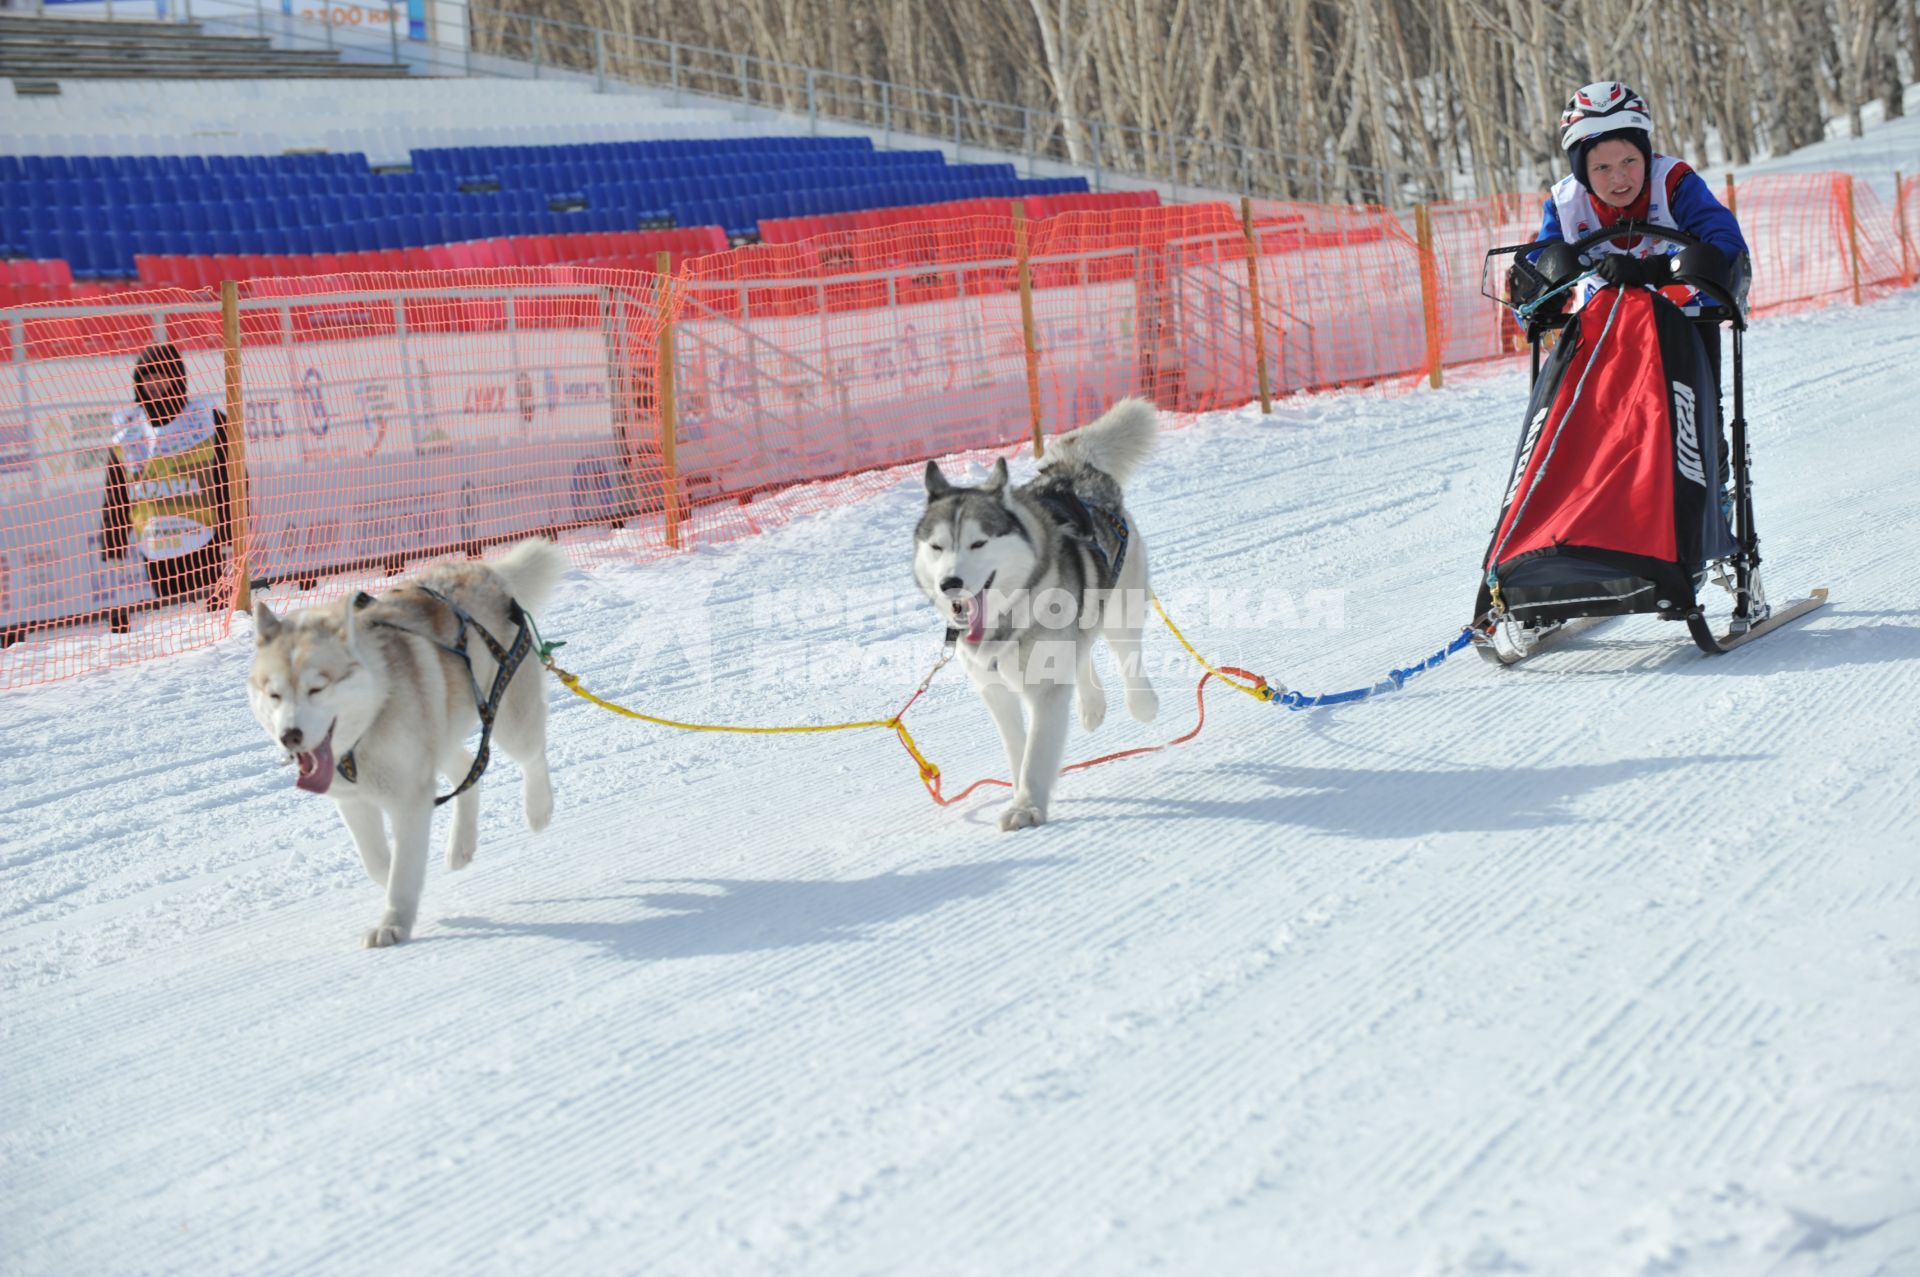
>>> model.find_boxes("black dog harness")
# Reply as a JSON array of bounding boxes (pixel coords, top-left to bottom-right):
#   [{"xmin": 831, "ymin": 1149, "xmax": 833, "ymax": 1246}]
[
  {"xmin": 335, "ymin": 585, "xmax": 534, "ymax": 806},
  {"xmin": 1034, "ymin": 490, "xmax": 1131, "ymax": 585}
]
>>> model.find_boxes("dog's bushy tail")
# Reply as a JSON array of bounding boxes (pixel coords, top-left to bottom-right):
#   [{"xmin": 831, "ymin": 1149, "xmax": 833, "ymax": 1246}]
[
  {"xmin": 488, "ymin": 538, "xmax": 569, "ymax": 612},
  {"xmin": 1043, "ymin": 398, "xmax": 1157, "ymax": 486}
]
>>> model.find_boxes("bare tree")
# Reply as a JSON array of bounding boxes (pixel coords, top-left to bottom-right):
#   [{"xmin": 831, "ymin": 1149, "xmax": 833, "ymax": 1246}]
[{"xmin": 477, "ymin": 0, "xmax": 1910, "ymax": 204}]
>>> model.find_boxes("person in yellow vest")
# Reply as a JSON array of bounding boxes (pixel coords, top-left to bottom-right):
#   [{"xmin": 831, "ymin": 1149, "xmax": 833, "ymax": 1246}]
[{"xmin": 100, "ymin": 343, "xmax": 233, "ymax": 633}]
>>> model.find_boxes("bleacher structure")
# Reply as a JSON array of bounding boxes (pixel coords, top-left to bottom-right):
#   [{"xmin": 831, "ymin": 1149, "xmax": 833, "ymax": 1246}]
[
  {"xmin": 0, "ymin": 10, "xmax": 1146, "ymax": 297},
  {"xmin": 4, "ymin": 14, "xmax": 1140, "ymax": 293},
  {"xmin": 2, "ymin": 133, "xmax": 1104, "ymax": 289}
]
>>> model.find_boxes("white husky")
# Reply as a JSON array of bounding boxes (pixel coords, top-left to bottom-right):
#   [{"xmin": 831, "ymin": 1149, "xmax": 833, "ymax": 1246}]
[
  {"xmin": 913, "ymin": 399, "xmax": 1160, "ymax": 831},
  {"xmin": 248, "ymin": 538, "xmax": 567, "ymax": 947}
]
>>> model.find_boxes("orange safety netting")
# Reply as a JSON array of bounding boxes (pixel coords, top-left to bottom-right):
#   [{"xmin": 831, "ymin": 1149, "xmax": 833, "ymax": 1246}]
[
  {"xmin": 132, "ymin": 228, "xmax": 729, "ymax": 292},
  {"xmin": 1, "ymin": 286, "xmax": 233, "ymax": 681},
  {"xmin": 1, "ymin": 173, "xmax": 1910, "ymax": 688},
  {"xmin": 1424, "ymin": 193, "xmax": 1542, "ymax": 367},
  {"xmin": 1734, "ymin": 173, "xmax": 1905, "ymax": 315}
]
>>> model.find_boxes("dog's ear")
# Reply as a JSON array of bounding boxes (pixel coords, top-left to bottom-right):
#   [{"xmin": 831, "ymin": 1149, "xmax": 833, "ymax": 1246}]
[
  {"xmin": 344, "ymin": 592, "xmax": 369, "ymax": 657},
  {"xmin": 253, "ymin": 601, "xmax": 281, "ymax": 644},
  {"xmin": 984, "ymin": 457, "xmax": 1010, "ymax": 495},
  {"xmin": 348, "ymin": 587, "xmax": 440, "ymax": 650},
  {"xmin": 924, "ymin": 460, "xmax": 954, "ymax": 498}
]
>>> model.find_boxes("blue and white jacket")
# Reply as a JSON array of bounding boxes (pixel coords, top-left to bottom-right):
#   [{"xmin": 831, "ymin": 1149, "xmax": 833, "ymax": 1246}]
[{"xmin": 1535, "ymin": 155, "xmax": 1749, "ymax": 311}]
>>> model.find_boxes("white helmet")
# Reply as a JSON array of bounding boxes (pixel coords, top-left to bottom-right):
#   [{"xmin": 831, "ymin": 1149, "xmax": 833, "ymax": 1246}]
[{"xmin": 1559, "ymin": 81, "xmax": 1651, "ymax": 152}]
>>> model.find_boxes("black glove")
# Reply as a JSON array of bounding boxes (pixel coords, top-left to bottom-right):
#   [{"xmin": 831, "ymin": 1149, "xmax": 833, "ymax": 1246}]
[{"xmin": 1595, "ymin": 254, "xmax": 1670, "ymax": 288}]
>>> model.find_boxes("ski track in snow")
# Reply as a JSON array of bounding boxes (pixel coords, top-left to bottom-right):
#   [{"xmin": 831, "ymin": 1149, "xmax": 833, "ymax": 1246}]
[{"xmin": 2, "ymin": 290, "xmax": 1918, "ymax": 1275}]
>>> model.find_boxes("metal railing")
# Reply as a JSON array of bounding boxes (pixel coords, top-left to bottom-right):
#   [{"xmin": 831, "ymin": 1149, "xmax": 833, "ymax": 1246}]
[{"xmin": 22, "ymin": 0, "xmax": 1452, "ymax": 207}]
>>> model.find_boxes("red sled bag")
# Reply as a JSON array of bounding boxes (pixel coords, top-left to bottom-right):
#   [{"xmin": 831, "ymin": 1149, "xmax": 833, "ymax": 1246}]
[{"xmin": 1474, "ymin": 282, "xmax": 1734, "ymax": 626}]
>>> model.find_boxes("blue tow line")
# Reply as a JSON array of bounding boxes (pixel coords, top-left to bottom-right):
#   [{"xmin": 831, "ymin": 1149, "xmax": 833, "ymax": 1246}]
[
  {"xmin": 1512, "ymin": 269, "xmax": 1595, "ymax": 324},
  {"xmin": 1273, "ymin": 628, "xmax": 1476, "ymax": 709}
]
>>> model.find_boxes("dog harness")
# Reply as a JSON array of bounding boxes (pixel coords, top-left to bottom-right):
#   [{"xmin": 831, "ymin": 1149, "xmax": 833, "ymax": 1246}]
[
  {"xmin": 1034, "ymin": 490, "xmax": 1131, "ymax": 586},
  {"xmin": 334, "ymin": 584, "xmax": 535, "ymax": 805}
]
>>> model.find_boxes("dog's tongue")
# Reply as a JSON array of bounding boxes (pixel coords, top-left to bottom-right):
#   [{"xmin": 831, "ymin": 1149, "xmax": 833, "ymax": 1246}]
[
  {"xmin": 964, "ymin": 591, "xmax": 986, "ymax": 644},
  {"xmin": 294, "ymin": 726, "xmax": 335, "ymax": 795}
]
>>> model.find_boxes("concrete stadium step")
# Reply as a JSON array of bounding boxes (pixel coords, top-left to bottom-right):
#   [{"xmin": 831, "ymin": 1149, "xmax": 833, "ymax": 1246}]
[
  {"xmin": 1, "ymin": 46, "xmax": 399, "ymax": 65},
  {"xmin": 1, "ymin": 13, "xmax": 409, "ymax": 81},
  {"xmin": 0, "ymin": 15, "xmax": 229, "ymax": 41},
  {"xmin": 4, "ymin": 74, "xmax": 768, "ymax": 161},
  {"xmin": 2, "ymin": 63, "xmax": 414, "ymax": 79},
  {"xmin": 4, "ymin": 46, "xmax": 376, "ymax": 66},
  {"xmin": 2, "ymin": 35, "xmax": 282, "ymax": 54}
]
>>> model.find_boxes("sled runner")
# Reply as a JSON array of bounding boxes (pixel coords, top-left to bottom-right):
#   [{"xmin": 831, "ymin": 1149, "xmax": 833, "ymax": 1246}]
[{"xmin": 1472, "ymin": 223, "xmax": 1825, "ymax": 661}]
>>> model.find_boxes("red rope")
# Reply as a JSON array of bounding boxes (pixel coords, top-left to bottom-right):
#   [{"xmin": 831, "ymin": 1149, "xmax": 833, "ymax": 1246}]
[{"xmin": 898, "ymin": 666, "xmax": 1267, "ymax": 807}]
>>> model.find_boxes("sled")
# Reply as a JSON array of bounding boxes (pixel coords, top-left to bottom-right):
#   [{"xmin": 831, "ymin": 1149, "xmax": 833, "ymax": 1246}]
[
  {"xmin": 1470, "ymin": 614, "xmax": 1613, "ymax": 666},
  {"xmin": 1472, "ymin": 223, "xmax": 1826, "ymax": 660}
]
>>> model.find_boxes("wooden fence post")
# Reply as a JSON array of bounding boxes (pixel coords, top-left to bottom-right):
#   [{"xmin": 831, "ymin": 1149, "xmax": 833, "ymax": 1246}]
[
  {"xmin": 220, "ymin": 280, "xmax": 252, "ymax": 613},
  {"xmin": 654, "ymin": 251, "xmax": 682, "ymax": 550},
  {"xmin": 1240, "ymin": 196, "xmax": 1273, "ymax": 414},
  {"xmin": 1842, "ymin": 178, "xmax": 1863, "ymax": 306},
  {"xmin": 1897, "ymin": 170, "xmax": 1912, "ymax": 287},
  {"xmin": 1724, "ymin": 172, "xmax": 1737, "ymax": 218},
  {"xmin": 1013, "ymin": 201, "xmax": 1044, "ymax": 457},
  {"xmin": 1414, "ymin": 203, "xmax": 1443, "ymax": 389}
]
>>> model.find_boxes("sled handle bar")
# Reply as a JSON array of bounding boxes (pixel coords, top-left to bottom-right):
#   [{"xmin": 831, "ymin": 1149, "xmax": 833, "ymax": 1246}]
[{"xmin": 1488, "ymin": 222, "xmax": 1747, "ymax": 329}]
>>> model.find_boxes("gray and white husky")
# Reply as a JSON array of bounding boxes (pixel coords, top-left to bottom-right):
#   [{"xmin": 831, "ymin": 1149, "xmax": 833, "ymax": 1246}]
[
  {"xmin": 914, "ymin": 398, "xmax": 1160, "ymax": 831},
  {"xmin": 248, "ymin": 538, "xmax": 567, "ymax": 948}
]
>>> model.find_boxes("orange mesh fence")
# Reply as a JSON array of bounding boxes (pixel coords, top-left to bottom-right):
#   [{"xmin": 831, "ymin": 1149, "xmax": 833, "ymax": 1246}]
[
  {"xmin": 225, "ymin": 265, "xmax": 676, "ymax": 589},
  {"xmin": 1242, "ymin": 199, "xmax": 1438, "ymax": 394},
  {"xmin": 3, "ymin": 172, "xmax": 1912, "ymax": 689},
  {"xmin": 1734, "ymin": 173, "xmax": 1905, "ymax": 314},
  {"xmin": 1838, "ymin": 178, "xmax": 1907, "ymax": 302},
  {"xmin": 670, "ymin": 214, "xmax": 1033, "ymax": 544},
  {"xmin": 758, "ymin": 190, "xmax": 1160, "ymax": 245},
  {"xmin": 133, "ymin": 228, "xmax": 730, "ymax": 292},
  {"xmin": 0, "ymin": 286, "xmax": 235, "ymax": 683},
  {"xmin": 1426, "ymin": 194, "xmax": 1543, "ymax": 367},
  {"xmin": 0, "ymin": 270, "xmax": 673, "ymax": 685}
]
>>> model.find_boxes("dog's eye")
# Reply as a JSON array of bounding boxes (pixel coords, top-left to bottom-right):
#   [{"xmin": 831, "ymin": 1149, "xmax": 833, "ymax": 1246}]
[
  {"xmin": 928, "ymin": 543, "xmax": 944, "ymax": 553},
  {"xmin": 970, "ymin": 539, "xmax": 987, "ymax": 550},
  {"xmin": 268, "ymin": 692, "xmax": 282, "ymax": 703}
]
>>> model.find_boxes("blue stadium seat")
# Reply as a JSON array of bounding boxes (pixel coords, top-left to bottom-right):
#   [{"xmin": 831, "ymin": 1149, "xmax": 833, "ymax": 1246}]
[{"xmin": 26, "ymin": 134, "xmax": 1103, "ymax": 282}]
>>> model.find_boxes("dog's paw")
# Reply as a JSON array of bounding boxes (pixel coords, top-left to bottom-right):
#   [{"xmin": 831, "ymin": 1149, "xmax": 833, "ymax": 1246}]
[
  {"xmin": 1078, "ymin": 688, "xmax": 1107, "ymax": 732},
  {"xmin": 998, "ymin": 801, "xmax": 1046, "ymax": 832},
  {"xmin": 363, "ymin": 920, "xmax": 411, "ymax": 949},
  {"xmin": 1127, "ymin": 687, "xmax": 1159, "ymax": 723}
]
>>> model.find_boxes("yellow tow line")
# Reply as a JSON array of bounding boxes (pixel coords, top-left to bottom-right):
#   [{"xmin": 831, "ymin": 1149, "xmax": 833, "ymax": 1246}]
[{"xmin": 538, "ymin": 594, "xmax": 1276, "ymax": 806}]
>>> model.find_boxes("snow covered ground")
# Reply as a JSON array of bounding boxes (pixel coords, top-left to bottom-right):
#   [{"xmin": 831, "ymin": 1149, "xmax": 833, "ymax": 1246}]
[{"xmin": 4, "ymin": 271, "xmax": 1917, "ymax": 1272}]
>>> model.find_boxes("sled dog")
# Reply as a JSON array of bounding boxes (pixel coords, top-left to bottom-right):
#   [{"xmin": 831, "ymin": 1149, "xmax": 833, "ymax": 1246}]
[
  {"xmin": 914, "ymin": 398, "xmax": 1160, "ymax": 830},
  {"xmin": 248, "ymin": 538, "xmax": 567, "ymax": 947}
]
